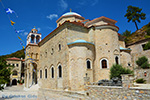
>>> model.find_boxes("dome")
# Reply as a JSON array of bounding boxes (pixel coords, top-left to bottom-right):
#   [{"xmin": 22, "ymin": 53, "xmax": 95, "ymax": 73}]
[
  {"xmin": 62, "ymin": 12, "xmax": 81, "ymax": 17},
  {"xmin": 31, "ymin": 27, "xmax": 38, "ymax": 33},
  {"xmin": 74, "ymin": 39, "xmax": 87, "ymax": 43}
]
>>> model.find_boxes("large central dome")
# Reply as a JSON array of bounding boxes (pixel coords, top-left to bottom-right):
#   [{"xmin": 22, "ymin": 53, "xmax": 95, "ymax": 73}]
[{"xmin": 62, "ymin": 12, "xmax": 81, "ymax": 17}]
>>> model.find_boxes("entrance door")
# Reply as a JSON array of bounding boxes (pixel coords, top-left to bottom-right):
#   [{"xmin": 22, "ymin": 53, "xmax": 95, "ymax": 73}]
[
  {"xmin": 32, "ymin": 63, "xmax": 37, "ymax": 84},
  {"xmin": 12, "ymin": 79, "xmax": 17, "ymax": 85}
]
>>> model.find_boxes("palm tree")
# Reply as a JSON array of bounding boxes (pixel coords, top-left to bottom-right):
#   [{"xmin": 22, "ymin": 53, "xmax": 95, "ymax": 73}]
[{"xmin": 124, "ymin": 5, "xmax": 146, "ymax": 30}]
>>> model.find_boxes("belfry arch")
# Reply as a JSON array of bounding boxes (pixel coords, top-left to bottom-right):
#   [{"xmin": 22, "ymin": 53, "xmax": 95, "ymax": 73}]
[{"xmin": 32, "ymin": 62, "xmax": 38, "ymax": 84}]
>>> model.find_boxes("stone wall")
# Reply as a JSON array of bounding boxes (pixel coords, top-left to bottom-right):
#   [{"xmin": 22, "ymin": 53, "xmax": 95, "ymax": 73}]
[
  {"xmin": 134, "ymin": 69, "xmax": 150, "ymax": 83},
  {"xmin": 85, "ymin": 86, "xmax": 150, "ymax": 100}
]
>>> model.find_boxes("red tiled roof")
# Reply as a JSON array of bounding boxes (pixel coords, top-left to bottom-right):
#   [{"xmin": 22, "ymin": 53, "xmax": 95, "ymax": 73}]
[
  {"xmin": 22, "ymin": 59, "xmax": 25, "ymax": 62},
  {"xmin": 85, "ymin": 16, "xmax": 117, "ymax": 26},
  {"xmin": 6, "ymin": 57, "xmax": 21, "ymax": 61},
  {"xmin": 92, "ymin": 23, "xmax": 119, "ymax": 30}
]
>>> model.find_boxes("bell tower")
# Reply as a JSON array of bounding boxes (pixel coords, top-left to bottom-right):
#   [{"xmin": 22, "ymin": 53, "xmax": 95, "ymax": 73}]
[
  {"xmin": 26, "ymin": 27, "xmax": 41, "ymax": 45},
  {"xmin": 25, "ymin": 27, "xmax": 41, "ymax": 88}
]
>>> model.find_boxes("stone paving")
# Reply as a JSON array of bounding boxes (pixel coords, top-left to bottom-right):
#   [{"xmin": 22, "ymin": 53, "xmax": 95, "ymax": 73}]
[{"xmin": 0, "ymin": 85, "xmax": 78, "ymax": 100}]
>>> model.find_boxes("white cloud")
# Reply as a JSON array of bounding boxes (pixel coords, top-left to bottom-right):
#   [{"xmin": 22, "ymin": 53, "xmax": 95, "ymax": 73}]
[
  {"xmin": 58, "ymin": 0, "xmax": 68, "ymax": 11},
  {"xmin": 46, "ymin": 14, "xmax": 58, "ymax": 20},
  {"xmin": 91, "ymin": 0, "xmax": 98, "ymax": 6},
  {"xmin": 78, "ymin": 0, "xmax": 98, "ymax": 6},
  {"xmin": 37, "ymin": 27, "xmax": 41, "ymax": 31},
  {"xmin": 24, "ymin": 32, "xmax": 28, "ymax": 36}
]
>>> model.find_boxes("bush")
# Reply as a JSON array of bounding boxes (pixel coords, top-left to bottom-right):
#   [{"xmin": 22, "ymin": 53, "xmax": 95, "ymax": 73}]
[
  {"xmin": 146, "ymin": 28, "xmax": 150, "ymax": 35},
  {"xmin": 136, "ymin": 56, "xmax": 150, "ymax": 69},
  {"xmin": 143, "ymin": 41, "xmax": 150, "ymax": 50},
  {"xmin": 17, "ymin": 80, "xmax": 20, "ymax": 84},
  {"xmin": 110, "ymin": 64, "xmax": 133, "ymax": 79},
  {"xmin": 122, "ymin": 30, "xmax": 131, "ymax": 37},
  {"xmin": 136, "ymin": 78, "xmax": 146, "ymax": 83}
]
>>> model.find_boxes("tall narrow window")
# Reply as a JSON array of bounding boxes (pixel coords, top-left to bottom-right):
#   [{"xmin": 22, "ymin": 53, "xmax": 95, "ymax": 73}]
[
  {"xmin": 36, "ymin": 35, "xmax": 40, "ymax": 44},
  {"xmin": 45, "ymin": 69, "xmax": 47, "ymax": 79},
  {"xmin": 58, "ymin": 65, "xmax": 62, "ymax": 78},
  {"xmin": 115, "ymin": 56, "xmax": 119, "ymax": 64},
  {"xmin": 40, "ymin": 70, "xmax": 42, "ymax": 78},
  {"xmin": 87, "ymin": 60, "xmax": 91, "ymax": 69},
  {"xmin": 59, "ymin": 44, "xmax": 61, "ymax": 51},
  {"xmin": 31, "ymin": 34, "xmax": 35, "ymax": 43},
  {"xmin": 101, "ymin": 59, "xmax": 107, "ymax": 68},
  {"xmin": 51, "ymin": 67, "xmax": 54, "ymax": 78}
]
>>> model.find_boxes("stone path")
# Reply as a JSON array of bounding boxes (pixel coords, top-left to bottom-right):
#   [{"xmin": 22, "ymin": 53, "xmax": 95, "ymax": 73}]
[{"xmin": 0, "ymin": 85, "xmax": 80, "ymax": 100}]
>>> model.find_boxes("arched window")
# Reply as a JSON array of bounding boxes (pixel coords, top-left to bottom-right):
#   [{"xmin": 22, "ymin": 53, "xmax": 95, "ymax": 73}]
[
  {"xmin": 102, "ymin": 60, "xmax": 107, "ymax": 68},
  {"xmin": 100, "ymin": 58, "xmax": 108, "ymax": 69},
  {"xmin": 13, "ymin": 70, "xmax": 17, "ymax": 75},
  {"xmin": 87, "ymin": 60, "xmax": 91, "ymax": 69},
  {"xmin": 40, "ymin": 70, "xmax": 42, "ymax": 78},
  {"xmin": 115, "ymin": 56, "xmax": 119, "ymax": 64},
  {"xmin": 45, "ymin": 69, "xmax": 47, "ymax": 79},
  {"xmin": 51, "ymin": 67, "xmax": 54, "ymax": 78},
  {"xmin": 36, "ymin": 35, "xmax": 40, "ymax": 44},
  {"xmin": 31, "ymin": 34, "xmax": 35, "ymax": 43},
  {"xmin": 58, "ymin": 65, "xmax": 62, "ymax": 78}
]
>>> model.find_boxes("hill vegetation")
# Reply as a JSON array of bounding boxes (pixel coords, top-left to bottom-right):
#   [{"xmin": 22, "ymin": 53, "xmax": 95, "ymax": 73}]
[
  {"xmin": 0, "ymin": 49, "xmax": 25, "ymax": 61},
  {"xmin": 124, "ymin": 22, "xmax": 150, "ymax": 44}
]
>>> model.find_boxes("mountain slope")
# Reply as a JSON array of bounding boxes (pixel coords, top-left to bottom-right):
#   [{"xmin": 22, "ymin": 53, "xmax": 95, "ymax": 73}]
[
  {"xmin": 125, "ymin": 22, "xmax": 150, "ymax": 45},
  {"xmin": 0, "ymin": 49, "xmax": 25, "ymax": 60}
]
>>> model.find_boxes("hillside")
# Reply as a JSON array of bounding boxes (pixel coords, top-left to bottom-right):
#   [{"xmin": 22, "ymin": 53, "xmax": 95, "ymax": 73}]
[
  {"xmin": 0, "ymin": 49, "xmax": 25, "ymax": 60},
  {"xmin": 125, "ymin": 22, "xmax": 150, "ymax": 45}
]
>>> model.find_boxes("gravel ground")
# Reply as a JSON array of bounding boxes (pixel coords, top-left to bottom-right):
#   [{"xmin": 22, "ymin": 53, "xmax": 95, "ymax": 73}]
[{"xmin": 0, "ymin": 85, "xmax": 79, "ymax": 100}]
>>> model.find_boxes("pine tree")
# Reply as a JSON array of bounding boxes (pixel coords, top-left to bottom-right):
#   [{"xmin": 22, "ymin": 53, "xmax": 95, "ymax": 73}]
[
  {"xmin": 124, "ymin": 5, "xmax": 146, "ymax": 30},
  {"xmin": 0, "ymin": 58, "xmax": 12, "ymax": 90}
]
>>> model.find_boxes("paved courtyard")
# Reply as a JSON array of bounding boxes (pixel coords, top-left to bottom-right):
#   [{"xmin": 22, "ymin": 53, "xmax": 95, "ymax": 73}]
[{"xmin": 0, "ymin": 85, "xmax": 79, "ymax": 100}]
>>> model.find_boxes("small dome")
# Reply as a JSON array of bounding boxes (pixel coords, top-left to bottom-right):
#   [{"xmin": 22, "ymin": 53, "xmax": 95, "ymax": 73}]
[
  {"xmin": 31, "ymin": 27, "xmax": 38, "ymax": 33},
  {"xmin": 62, "ymin": 12, "xmax": 81, "ymax": 17},
  {"xmin": 74, "ymin": 39, "xmax": 87, "ymax": 43}
]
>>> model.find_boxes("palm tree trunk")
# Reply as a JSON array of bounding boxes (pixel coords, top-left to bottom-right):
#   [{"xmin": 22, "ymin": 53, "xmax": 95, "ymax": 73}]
[{"xmin": 134, "ymin": 21, "xmax": 139, "ymax": 30}]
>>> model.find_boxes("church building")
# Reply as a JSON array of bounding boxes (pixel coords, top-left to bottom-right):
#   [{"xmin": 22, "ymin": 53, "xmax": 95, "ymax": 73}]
[{"xmin": 24, "ymin": 11, "xmax": 131, "ymax": 91}]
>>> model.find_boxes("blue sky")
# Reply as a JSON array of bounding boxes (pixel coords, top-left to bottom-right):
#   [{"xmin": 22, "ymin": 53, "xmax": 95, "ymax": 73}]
[{"xmin": 0, "ymin": 0, "xmax": 150, "ymax": 56}]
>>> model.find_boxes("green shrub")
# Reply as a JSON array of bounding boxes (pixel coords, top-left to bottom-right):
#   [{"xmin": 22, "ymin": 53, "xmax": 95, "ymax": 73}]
[
  {"xmin": 136, "ymin": 56, "xmax": 150, "ymax": 69},
  {"xmin": 122, "ymin": 30, "xmax": 131, "ymax": 37},
  {"xmin": 143, "ymin": 41, "xmax": 150, "ymax": 50},
  {"xmin": 146, "ymin": 28, "xmax": 150, "ymax": 35},
  {"xmin": 110, "ymin": 64, "xmax": 133, "ymax": 79},
  {"xmin": 136, "ymin": 78, "xmax": 146, "ymax": 83},
  {"xmin": 17, "ymin": 80, "xmax": 20, "ymax": 84}
]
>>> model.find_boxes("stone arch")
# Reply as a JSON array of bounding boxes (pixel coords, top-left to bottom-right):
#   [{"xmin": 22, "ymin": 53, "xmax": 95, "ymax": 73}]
[
  {"xmin": 31, "ymin": 34, "xmax": 35, "ymax": 43},
  {"xmin": 114, "ymin": 49, "xmax": 119, "ymax": 55},
  {"xmin": 12, "ymin": 79, "xmax": 17, "ymax": 85},
  {"xmin": 36, "ymin": 35, "xmax": 40, "ymax": 44},
  {"xmin": 31, "ymin": 62, "xmax": 38, "ymax": 84}
]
